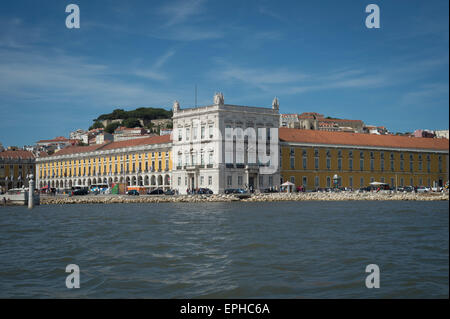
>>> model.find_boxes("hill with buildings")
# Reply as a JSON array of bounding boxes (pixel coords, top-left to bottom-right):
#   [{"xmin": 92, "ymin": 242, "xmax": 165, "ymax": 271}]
[{"xmin": 90, "ymin": 107, "xmax": 173, "ymax": 132}]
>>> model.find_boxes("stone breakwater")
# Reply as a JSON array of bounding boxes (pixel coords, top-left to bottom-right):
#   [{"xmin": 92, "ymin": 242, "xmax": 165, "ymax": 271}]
[{"xmin": 40, "ymin": 192, "xmax": 449, "ymax": 205}]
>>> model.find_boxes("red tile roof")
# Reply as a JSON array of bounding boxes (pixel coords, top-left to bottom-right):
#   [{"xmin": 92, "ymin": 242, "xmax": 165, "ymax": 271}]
[
  {"xmin": 52, "ymin": 144, "xmax": 106, "ymax": 156},
  {"xmin": 0, "ymin": 150, "xmax": 35, "ymax": 159},
  {"xmin": 102, "ymin": 134, "xmax": 171, "ymax": 151},
  {"xmin": 279, "ymin": 128, "xmax": 449, "ymax": 151},
  {"xmin": 44, "ymin": 134, "xmax": 172, "ymax": 157}
]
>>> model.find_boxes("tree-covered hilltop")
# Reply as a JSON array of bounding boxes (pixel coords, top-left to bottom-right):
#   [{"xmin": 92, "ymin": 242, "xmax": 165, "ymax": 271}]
[{"xmin": 94, "ymin": 107, "xmax": 172, "ymax": 122}]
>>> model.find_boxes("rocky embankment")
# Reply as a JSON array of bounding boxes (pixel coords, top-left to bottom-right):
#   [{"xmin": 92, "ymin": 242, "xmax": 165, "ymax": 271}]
[{"xmin": 40, "ymin": 191, "xmax": 449, "ymax": 205}]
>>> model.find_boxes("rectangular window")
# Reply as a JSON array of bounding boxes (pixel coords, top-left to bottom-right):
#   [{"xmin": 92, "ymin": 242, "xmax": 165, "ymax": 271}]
[
  {"xmin": 259, "ymin": 176, "xmax": 264, "ymax": 188},
  {"xmin": 268, "ymin": 176, "xmax": 273, "ymax": 187},
  {"xmin": 326, "ymin": 158, "xmax": 331, "ymax": 170},
  {"xmin": 201, "ymin": 126, "xmax": 205, "ymax": 139},
  {"xmin": 349, "ymin": 176, "xmax": 353, "ymax": 188},
  {"xmin": 370, "ymin": 159, "xmax": 374, "ymax": 171},
  {"xmin": 208, "ymin": 176, "xmax": 212, "ymax": 185},
  {"xmin": 338, "ymin": 158, "xmax": 342, "ymax": 170},
  {"xmin": 315, "ymin": 176, "xmax": 319, "ymax": 188},
  {"xmin": 381, "ymin": 159, "xmax": 384, "ymax": 171},
  {"xmin": 209, "ymin": 125, "xmax": 214, "ymax": 138},
  {"xmin": 227, "ymin": 176, "xmax": 232, "ymax": 186},
  {"xmin": 200, "ymin": 176, "xmax": 204, "ymax": 185},
  {"xmin": 302, "ymin": 176, "xmax": 307, "ymax": 187},
  {"xmin": 360, "ymin": 159, "xmax": 364, "ymax": 171},
  {"xmin": 193, "ymin": 126, "xmax": 198, "ymax": 140},
  {"xmin": 290, "ymin": 157, "xmax": 295, "ymax": 169},
  {"xmin": 186, "ymin": 128, "xmax": 190, "ymax": 141},
  {"xmin": 349, "ymin": 158, "xmax": 353, "ymax": 170},
  {"xmin": 238, "ymin": 176, "xmax": 243, "ymax": 185},
  {"xmin": 360, "ymin": 177, "xmax": 364, "ymax": 188},
  {"xmin": 178, "ymin": 177, "xmax": 181, "ymax": 186},
  {"xmin": 315, "ymin": 158, "xmax": 319, "ymax": 170}
]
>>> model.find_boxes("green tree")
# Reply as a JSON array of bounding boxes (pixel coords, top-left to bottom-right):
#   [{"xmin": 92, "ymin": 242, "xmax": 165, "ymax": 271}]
[
  {"xmin": 123, "ymin": 118, "xmax": 142, "ymax": 128},
  {"xmin": 105, "ymin": 122, "xmax": 122, "ymax": 134},
  {"xmin": 89, "ymin": 121, "xmax": 104, "ymax": 130}
]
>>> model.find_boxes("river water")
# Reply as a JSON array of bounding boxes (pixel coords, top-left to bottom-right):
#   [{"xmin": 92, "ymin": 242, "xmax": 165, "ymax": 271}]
[{"xmin": 0, "ymin": 201, "xmax": 448, "ymax": 298}]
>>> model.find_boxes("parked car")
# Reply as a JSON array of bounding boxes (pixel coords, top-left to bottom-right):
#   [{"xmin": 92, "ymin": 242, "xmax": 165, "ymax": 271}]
[
  {"xmin": 126, "ymin": 189, "xmax": 140, "ymax": 196},
  {"xmin": 148, "ymin": 188, "xmax": 164, "ymax": 195},
  {"xmin": 72, "ymin": 188, "xmax": 88, "ymax": 196},
  {"xmin": 164, "ymin": 189, "xmax": 176, "ymax": 195},
  {"xmin": 416, "ymin": 186, "xmax": 430, "ymax": 193},
  {"xmin": 197, "ymin": 188, "xmax": 213, "ymax": 194},
  {"xmin": 404, "ymin": 186, "xmax": 415, "ymax": 192}
]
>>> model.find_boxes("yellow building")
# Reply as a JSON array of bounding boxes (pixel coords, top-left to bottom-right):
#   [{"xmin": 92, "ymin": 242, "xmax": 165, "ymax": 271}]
[
  {"xmin": 0, "ymin": 150, "xmax": 37, "ymax": 191},
  {"xmin": 279, "ymin": 128, "xmax": 449, "ymax": 190},
  {"xmin": 36, "ymin": 135, "xmax": 172, "ymax": 190}
]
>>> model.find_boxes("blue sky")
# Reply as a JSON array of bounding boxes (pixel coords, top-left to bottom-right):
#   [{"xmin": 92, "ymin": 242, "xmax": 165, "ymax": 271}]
[{"xmin": 0, "ymin": 0, "xmax": 448, "ymax": 147}]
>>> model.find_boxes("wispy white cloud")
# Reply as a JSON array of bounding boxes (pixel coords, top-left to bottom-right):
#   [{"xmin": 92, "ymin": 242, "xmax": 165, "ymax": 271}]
[
  {"xmin": 0, "ymin": 48, "xmax": 176, "ymax": 107},
  {"xmin": 154, "ymin": 49, "xmax": 176, "ymax": 69},
  {"xmin": 258, "ymin": 5, "xmax": 283, "ymax": 21},
  {"xmin": 159, "ymin": 0, "xmax": 206, "ymax": 27},
  {"xmin": 213, "ymin": 55, "xmax": 448, "ymax": 96},
  {"xmin": 400, "ymin": 83, "xmax": 449, "ymax": 106}
]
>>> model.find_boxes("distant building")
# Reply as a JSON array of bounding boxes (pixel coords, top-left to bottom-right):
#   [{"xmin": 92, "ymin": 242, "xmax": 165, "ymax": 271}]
[
  {"xmin": 160, "ymin": 129, "xmax": 173, "ymax": 136},
  {"xmin": 435, "ymin": 130, "xmax": 449, "ymax": 139},
  {"xmin": 0, "ymin": 142, "xmax": 3, "ymax": 152},
  {"xmin": 318, "ymin": 118, "xmax": 364, "ymax": 133},
  {"xmin": 113, "ymin": 127, "xmax": 154, "ymax": 142},
  {"xmin": 280, "ymin": 112, "xmax": 364, "ymax": 133},
  {"xmin": 95, "ymin": 132, "xmax": 114, "ymax": 144},
  {"xmin": 280, "ymin": 114, "xmax": 300, "ymax": 128},
  {"xmin": 36, "ymin": 136, "xmax": 78, "ymax": 149},
  {"xmin": 70, "ymin": 129, "xmax": 88, "ymax": 141},
  {"xmin": 0, "ymin": 150, "xmax": 37, "ymax": 191},
  {"xmin": 81, "ymin": 128, "xmax": 105, "ymax": 145},
  {"xmin": 100, "ymin": 118, "xmax": 123, "ymax": 128},
  {"xmin": 151, "ymin": 118, "xmax": 172, "ymax": 128},
  {"xmin": 413, "ymin": 129, "xmax": 435, "ymax": 138}
]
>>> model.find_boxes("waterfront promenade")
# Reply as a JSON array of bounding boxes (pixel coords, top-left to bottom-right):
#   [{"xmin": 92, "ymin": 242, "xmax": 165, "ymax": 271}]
[{"xmin": 38, "ymin": 191, "xmax": 449, "ymax": 205}]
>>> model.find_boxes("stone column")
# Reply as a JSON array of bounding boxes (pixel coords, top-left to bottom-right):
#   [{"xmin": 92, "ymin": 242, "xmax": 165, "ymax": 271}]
[{"xmin": 28, "ymin": 177, "xmax": 34, "ymax": 209}]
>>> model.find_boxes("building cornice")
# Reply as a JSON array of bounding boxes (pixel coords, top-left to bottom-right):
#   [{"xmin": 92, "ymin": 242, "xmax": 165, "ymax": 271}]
[
  {"xmin": 36, "ymin": 142, "xmax": 172, "ymax": 163},
  {"xmin": 280, "ymin": 141, "xmax": 449, "ymax": 154}
]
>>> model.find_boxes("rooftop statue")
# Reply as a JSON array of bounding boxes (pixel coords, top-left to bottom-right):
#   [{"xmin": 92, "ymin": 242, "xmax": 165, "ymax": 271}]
[
  {"xmin": 172, "ymin": 100, "xmax": 180, "ymax": 112},
  {"xmin": 213, "ymin": 92, "xmax": 224, "ymax": 106},
  {"xmin": 272, "ymin": 97, "xmax": 279, "ymax": 110}
]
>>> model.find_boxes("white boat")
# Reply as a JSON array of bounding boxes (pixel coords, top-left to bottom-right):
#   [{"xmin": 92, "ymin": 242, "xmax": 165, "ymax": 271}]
[{"xmin": 1, "ymin": 188, "xmax": 40, "ymax": 206}]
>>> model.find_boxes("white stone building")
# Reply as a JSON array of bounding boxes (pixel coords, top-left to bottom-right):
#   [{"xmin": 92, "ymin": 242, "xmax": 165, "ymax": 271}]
[
  {"xmin": 435, "ymin": 130, "xmax": 449, "ymax": 139},
  {"xmin": 171, "ymin": 93, "xmax": 280, "ymax": 194}
]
